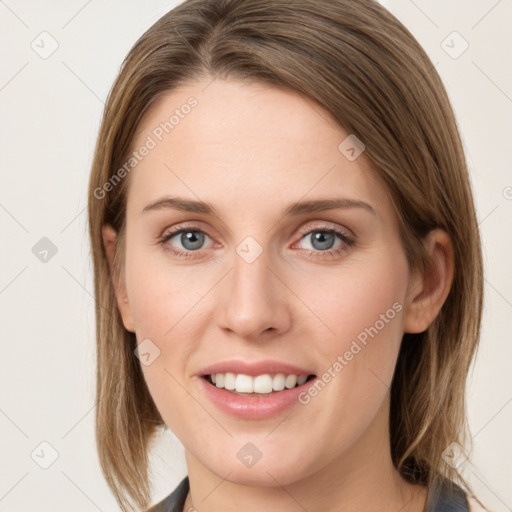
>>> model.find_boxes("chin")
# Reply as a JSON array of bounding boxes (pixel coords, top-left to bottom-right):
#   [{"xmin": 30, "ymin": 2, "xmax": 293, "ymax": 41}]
[
  {"xmin": 198, "ymin": 442, "xmax": 317, "ymax": 488},
  {"xmin": 216, "ymin": 463, "xmax": 306, "ymax": 488}
]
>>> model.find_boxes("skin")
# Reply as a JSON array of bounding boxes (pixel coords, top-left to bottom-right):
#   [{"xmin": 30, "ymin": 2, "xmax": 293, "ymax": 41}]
[{"xmin": 103, "ymin": 77, "xmax": 454, "ymax": 512}]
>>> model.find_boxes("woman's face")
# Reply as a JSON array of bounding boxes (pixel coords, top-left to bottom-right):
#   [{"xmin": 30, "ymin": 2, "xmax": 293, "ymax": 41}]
[{"xmin": 111, "ymin": 78, "xmax": 423, "ymax": 486}]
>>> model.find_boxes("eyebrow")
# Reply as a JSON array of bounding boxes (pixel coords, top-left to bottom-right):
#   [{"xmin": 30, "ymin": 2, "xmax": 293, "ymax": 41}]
[{"xmin": 142, "ymin": 196, "xmax": 376, "ymax": 217}]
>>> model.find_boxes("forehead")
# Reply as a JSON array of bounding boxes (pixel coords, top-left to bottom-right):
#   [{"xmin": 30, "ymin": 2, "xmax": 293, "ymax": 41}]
[{"xmin": 126, "ymin": 78, "xmax": 390, "ymax": 220}]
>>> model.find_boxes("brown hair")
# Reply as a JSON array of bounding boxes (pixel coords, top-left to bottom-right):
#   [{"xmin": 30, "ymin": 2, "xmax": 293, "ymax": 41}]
[{"xmin": 87, "ymin": 0, "xmax": 484, "ymax": 510}]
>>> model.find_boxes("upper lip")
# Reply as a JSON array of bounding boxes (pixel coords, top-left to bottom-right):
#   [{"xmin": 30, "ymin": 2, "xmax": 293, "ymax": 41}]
[{"xmin": 198, "ymin": 359, "xmax": 316, "ymax": 377}]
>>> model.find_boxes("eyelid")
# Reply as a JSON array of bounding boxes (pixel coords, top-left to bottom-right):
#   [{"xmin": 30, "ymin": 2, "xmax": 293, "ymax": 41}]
[
  {"xmin": 295, "ymin": 221, "xmax": 354, "ymax": 240},
  {"xmin": 158, "ymin": 220, "xmax": 356, "ymax": 257},
  {"xmin": 159, "ymin": 223, "xmax": 217, "ymax": 246},
  {"xmin": 160, "ymin": 220, "xmax": 353, "ymax": 242}
]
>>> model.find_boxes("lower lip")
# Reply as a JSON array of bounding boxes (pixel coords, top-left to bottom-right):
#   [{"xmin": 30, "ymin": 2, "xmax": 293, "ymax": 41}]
[{"xmin": 198, "ymin": 376, "xmax": 317, "ymax": 420}]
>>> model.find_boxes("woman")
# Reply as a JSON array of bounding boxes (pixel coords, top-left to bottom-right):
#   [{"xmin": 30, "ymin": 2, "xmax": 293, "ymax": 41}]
[{"xmin": 87, "ymin": 1, "xmax": 486, "ymax": 511}]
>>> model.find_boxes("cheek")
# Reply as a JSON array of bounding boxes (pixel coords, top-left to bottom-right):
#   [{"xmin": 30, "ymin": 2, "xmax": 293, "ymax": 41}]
[
  {"xmin": 295, "ymin": 249, "xmax": 407, "ymax": 352},
  {"xmin": 124, "ymin": 244, "xmax": 215, "ymax": 431},
  {"xmin": 293, "ymin": 248, "xmax": 408, "ymax": 418},
  {"xmin": 125, "ymin": 242, "xmax": 209, "ymax": 340}
]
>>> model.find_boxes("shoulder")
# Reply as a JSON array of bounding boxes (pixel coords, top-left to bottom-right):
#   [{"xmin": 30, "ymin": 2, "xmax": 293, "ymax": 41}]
[{"xmin": 146, "ymin": 476, "xmax": 189, "ymax": 512}]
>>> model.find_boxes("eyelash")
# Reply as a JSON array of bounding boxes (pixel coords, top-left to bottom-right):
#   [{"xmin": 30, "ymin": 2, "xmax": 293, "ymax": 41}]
[{"xmin": 158, "ymin": 223, "xmax": 355, "ymax": 260}]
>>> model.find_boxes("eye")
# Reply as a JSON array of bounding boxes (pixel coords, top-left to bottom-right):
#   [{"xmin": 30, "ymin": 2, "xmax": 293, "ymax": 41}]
[
  {"xmin": 159, "ymin": 225, "xmax": 214, "ymax": 259},
  {"xmin": 294, "ymin": 225, "xmax": 355, "ymax": 259},
  {"xmin": 158, "ymin": 223, "xmax": 355, "ymax": 260}
]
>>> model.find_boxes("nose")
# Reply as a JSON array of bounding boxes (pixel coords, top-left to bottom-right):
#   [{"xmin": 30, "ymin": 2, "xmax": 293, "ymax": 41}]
[{"xmin": 215, "ymin": 242, "xmax": 292, "ymax": 341}]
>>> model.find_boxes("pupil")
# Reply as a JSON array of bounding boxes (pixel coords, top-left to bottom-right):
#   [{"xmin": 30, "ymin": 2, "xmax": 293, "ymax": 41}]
[
  {"xmin": 312, "ymin": 231, "xmax": 334, "ymax": 250},
  {"xmin": 182, "ymin": 231, "xmax": 204, "ymax": 250}
]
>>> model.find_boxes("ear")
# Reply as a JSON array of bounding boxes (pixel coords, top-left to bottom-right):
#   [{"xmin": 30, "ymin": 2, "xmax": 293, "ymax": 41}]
[
  {"xmin": 403, "ymin": 228, "xmax": 455, "ymax": 334},
  {"xmin": 102, "ymin": 224, "xmax": 136, "ymax": 333}
]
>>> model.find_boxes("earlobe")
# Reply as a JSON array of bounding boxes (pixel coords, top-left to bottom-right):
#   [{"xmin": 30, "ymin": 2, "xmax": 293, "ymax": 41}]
[
  {"xmin": 403, "ymin": 229, "xmax": 455, "ymax": 334},
  {"xmin": 101, "ymin": 224, "xmax": 136, "ymax": 332}
]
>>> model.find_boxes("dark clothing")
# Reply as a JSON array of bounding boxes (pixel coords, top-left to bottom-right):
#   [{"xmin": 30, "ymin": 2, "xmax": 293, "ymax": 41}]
[
  {"xmin": 147, "ymin": 475, "xmax": 469, "ymax": 512},
  {"xmin": 147, "ymin": 477, "xmax": 189, "ymax": 512}
]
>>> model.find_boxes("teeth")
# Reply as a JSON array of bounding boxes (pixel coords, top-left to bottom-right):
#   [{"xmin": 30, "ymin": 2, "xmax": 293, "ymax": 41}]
[
  {"xmin": 235, "ymin": 374, "xmax": 253, "ymax": 393},
  {"xmin": 285, "ymin": 374, "xmax": 297, "ymax": 389},
  {"xmin": 224, "ymin": 372, "xmax": 236, "ymax": 390},
  {"xmin": 212, "ymin": 372, "xmax": 311, "ymax": 393},
  {"xmin": 272, "ymin": 373, "xmax": 285, "ymax": 391},
  {"xmin": 253, "ymin": 375, "xmax": 273, "ymax": 393}
]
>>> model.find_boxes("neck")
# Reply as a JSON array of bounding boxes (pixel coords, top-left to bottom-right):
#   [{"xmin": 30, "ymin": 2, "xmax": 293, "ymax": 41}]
[{"xmin": 182, "ymin": 401, "xmax": 428, "ymax": 512}]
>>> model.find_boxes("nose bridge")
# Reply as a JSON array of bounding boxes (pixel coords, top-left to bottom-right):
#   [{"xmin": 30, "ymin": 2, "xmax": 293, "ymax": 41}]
[{"xmin": 216, "ymin": 234, "xmax": 289, "ymax": 339}]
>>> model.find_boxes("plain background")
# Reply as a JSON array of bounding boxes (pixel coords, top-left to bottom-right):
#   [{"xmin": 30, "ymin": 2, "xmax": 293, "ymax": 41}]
[{"xmin": 0, "ymin": 1, "xmax": 511, "ymax": 510}]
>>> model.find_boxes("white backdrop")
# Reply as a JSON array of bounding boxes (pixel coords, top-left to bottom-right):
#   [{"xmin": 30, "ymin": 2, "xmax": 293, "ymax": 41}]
[{"xmin": 0, "ymin": 1, "xmax": 510, "ymax": 511}]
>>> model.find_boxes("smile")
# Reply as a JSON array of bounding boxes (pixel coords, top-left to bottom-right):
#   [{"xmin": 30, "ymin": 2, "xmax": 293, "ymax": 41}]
[{"xmin": 205, "ymin": 372, "xmax": 315, "ymax": 395}]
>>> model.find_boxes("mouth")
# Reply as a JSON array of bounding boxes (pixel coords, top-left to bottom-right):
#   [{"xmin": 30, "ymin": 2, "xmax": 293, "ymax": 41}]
[
  {"xmin": 203, "ymin": 372, "xmax": 317, "ymax": 396},
  {"xmin": 197, "ymin": 360, "xmax": 319, "ymax": 419}
]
